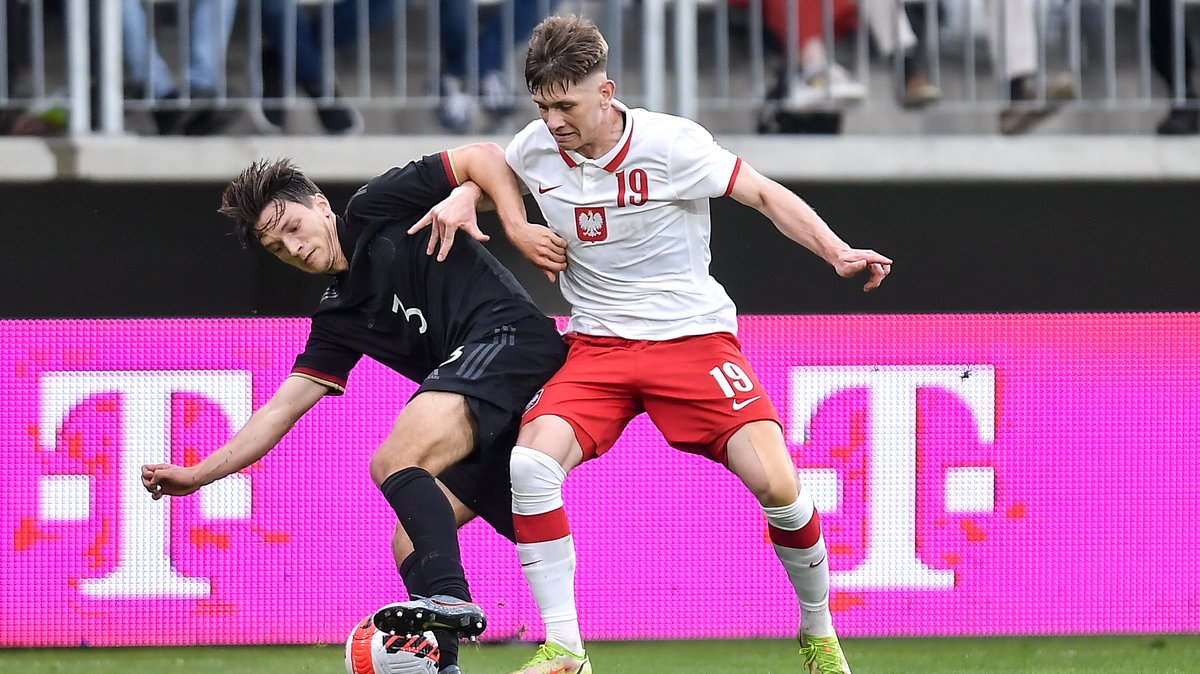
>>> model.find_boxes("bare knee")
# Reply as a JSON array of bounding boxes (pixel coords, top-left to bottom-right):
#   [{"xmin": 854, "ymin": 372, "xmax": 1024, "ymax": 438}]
[
  {"xmin": 369, "ymin": 440, "xmax": 471, "ymax": 486},
  {"xmin": 735, "ymin": 466, "xmax": 799, "ymax": 506},
  {"xmin": 726, "ymin": 421, "xmax": 800, "ymax": 507},
  {"xmin": 369, "ymin": 392, "xmax": 476, "ymax": 485},
  {"xmin": 760, "ymin": 474, "xmax": 801, "ymax": 508},
  {"xmin": 369, "ymin": 444, "xmax": 417, "ymax": 486},
  {"xmin": 515, "ymin": 415, "xmax": 584, "ymax": 472}
]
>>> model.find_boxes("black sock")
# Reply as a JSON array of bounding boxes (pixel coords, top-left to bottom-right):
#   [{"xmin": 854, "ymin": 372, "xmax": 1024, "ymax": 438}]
[
  {"xmin": 399, "ymin": 552, "xmax": 459, "ymax": 670},
  {"xmin": 1009, "ymin": 77, "xmax": 1027, "ymax": 101},
  {"xmin": 380, "ymin": 467, "xmax": 471, "ymax": 602},
  {"xmin": 902, "ymin": 54, "xmax": 919, "ymax": 82},
  {"xmin": 398, "ymin": 551, "xmax": 426, "ymax": 597},
  {"xmin": 431, "ymin": 628, "xmax": 459, "ymax": 670}
]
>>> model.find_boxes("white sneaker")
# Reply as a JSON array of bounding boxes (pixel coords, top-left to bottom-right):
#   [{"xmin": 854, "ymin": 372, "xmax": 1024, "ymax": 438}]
[
  {"xmin": 439, "ymin": 75, "xmax": 472, "ymax": 133},
  {"xmin": 825, "ymin": 63, "xmax": 867, "ymax": 102},
  {"xmin": 784, "ymin": 62, "xmax": 865, "ymax": 111},
  {"xmin": 480, "ymin": 71, "xmax": 517, "ymax": 117}
]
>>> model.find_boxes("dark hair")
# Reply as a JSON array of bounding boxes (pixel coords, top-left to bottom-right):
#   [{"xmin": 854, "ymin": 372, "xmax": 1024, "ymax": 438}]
[
  {"xmin": 218, "ymin": 158, "xmax": 319, "ymax": 246},
  {"xmin": 524, "ymin": 15, "xmax": 609, "ymax": 96}
]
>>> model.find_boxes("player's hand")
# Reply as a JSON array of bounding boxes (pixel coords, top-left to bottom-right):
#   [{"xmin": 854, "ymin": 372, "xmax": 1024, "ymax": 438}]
[
  {"xmin": 409, "ymin": 185, "xmax": 490, "ymax": 262},
  {"xmin": 141, "ymin": 463, "xmax": 202, "ymax": 500},
  {"xmin": 833, "ymin": 249, "xmax": 892, "ymax": 292},
  {"xmin": 508, "ymin": 222, "xmax": 568, "ymax": 282}
]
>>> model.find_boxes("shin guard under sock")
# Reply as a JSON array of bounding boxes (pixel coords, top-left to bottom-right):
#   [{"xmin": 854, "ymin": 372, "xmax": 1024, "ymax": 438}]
[
  {"xmin": 510, "ymin": 446, "xmax": 584, "ymax": 654},
  {"xmin": 764, "ymin": 488, "xmax": 834, "ymax": 637},
  {"xmin": 381, "ymin": 467, "xmax": 470, "ymax": 602}
]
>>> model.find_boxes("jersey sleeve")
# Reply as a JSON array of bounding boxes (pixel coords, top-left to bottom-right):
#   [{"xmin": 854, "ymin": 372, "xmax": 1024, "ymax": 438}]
[
  {"xmin": 345, "ymin": 151, "xmax": 460, "ymax": 223},
  {"xmin": 290, "ymin": 316, "xmax": 363, "ymax": 395},
  {"xmin": 504, "ymin": 132, "xmax": 531, "ymax": 187},
  {"xmin": 665, "ymin": 120, "xmax": 742, "ymax": 201}
]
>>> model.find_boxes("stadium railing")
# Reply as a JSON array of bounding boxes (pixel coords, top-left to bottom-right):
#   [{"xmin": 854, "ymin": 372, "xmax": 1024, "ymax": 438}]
[
  {"xmin": 1, "ymin": 0, "xmax": 1198, "ymax": 183},
  {"xmin": 2, "ymin": 0, "xmax": 1198, "ymax": 136}
]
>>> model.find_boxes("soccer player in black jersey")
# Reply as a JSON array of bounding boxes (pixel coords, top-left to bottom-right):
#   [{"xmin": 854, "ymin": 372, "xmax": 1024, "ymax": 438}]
[{"xmin": 140, "ymin": 143, "xmax": 568, "ymax": 674}]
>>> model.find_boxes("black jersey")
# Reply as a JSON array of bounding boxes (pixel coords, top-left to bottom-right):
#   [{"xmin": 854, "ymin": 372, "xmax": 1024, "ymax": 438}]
[{"xmin": 291, "ymin": 152, "xmax": 556, "ymax": 393}]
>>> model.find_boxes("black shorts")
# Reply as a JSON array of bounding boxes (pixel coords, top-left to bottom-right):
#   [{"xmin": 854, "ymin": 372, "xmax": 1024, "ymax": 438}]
[
  {"xmin": 417, "ymin": 314, "xmax": 566, "ymax": 541},
  {"xmin": 438, "ymin": 458, "xmax": 517, "ymax": 541}
]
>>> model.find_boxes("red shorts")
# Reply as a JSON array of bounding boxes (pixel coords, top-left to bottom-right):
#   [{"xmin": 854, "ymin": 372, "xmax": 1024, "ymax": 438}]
[{"xmin": 521, "ymin": 332, "xmax": 781, "ymax": 465}]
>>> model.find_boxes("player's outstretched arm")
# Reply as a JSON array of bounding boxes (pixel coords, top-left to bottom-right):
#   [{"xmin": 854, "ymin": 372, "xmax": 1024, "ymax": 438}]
[
  {"xmin": 729, "ymin": 161, "xmax": 892, "ymax": 292},
  {"xmin": 141, "ymin": 375, "xmax": 327, "ymax": 500}
]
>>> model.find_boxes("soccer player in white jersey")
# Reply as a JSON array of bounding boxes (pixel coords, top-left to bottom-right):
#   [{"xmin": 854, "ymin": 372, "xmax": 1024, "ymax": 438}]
[{"xmin": 414, "ymin": 15, "xmax": 891, "ymax": 674}]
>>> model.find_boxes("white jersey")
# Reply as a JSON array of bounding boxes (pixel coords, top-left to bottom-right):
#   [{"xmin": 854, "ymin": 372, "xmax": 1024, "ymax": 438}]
[{"xmin": 505, "ymin": 101, "xmax": 743, "ymax": 340}]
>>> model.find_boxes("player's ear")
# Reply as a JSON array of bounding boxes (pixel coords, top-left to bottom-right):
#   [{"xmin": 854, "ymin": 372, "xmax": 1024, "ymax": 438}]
[
  {"xmin": 600, "ymin": 78, "xmax": 616, "ymax": 103},
  {"xmin": 313, "ymin": 192, "xmax": 332, "ymax": 215}
]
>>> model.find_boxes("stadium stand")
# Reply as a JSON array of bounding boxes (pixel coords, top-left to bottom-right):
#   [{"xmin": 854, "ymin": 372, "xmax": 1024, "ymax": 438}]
[{"xmin": 0, "ymin": 0, "xmax": 1197, "ymax": 181}]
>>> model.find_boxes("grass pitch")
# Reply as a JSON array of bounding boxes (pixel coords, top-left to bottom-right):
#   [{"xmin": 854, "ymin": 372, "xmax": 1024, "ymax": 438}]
[{"xmin": 2, "ymin": 635, "xmax": 1198, "ymax": 673}]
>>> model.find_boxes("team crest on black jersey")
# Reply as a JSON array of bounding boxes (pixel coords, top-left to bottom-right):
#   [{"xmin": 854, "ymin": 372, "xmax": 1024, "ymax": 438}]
[{"xmin": 575, "ymin": 207, "xmax": 607, "ymax": 242}]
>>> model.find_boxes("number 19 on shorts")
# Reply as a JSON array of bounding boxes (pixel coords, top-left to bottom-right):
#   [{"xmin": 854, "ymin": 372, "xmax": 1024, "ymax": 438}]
[{"xmin": 709, "ymin": 362, "xmax": 754, "ymax": 398}]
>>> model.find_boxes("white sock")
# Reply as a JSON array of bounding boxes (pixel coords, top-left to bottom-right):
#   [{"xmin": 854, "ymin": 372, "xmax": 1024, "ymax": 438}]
[
  {"xmin": 763, "ymin": 487, "xmax": 835, "ymax": 638},
  {"xmin": 511, "ymin": 446, "xmax": 585, "ymax": 655},
  {"xmin": 517, "ymin": 535, "xmax": 583, "ymax": 654}
]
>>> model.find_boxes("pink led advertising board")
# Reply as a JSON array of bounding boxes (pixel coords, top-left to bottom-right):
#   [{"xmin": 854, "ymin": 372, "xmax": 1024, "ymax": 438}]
[{"xmin": 2, "ymin": 314, "xmax": 1197, "ymax": 646}]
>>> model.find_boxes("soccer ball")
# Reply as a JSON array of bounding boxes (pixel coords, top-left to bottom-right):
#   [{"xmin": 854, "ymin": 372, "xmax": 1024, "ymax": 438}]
[{"xmin": 345, "ymin": 614, "xmax": 440, "ymax": 674}]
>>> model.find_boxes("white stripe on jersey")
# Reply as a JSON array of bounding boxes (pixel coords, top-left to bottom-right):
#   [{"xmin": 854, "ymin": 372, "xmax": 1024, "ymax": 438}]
[{"xmin": 506, "ymin": 101, "xmax": 742, "ymax": 340}]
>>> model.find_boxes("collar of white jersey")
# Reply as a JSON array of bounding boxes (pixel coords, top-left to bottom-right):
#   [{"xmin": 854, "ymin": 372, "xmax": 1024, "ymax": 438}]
[{"xmin": 556, "ymin": 99, "xmax": 635, "ymax": 173}]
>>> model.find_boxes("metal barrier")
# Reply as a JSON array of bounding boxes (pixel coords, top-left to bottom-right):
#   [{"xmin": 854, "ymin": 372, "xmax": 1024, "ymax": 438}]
[{"xmin": 0, "ymin": 0, "xmax": 1195, "ymax": 137}]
